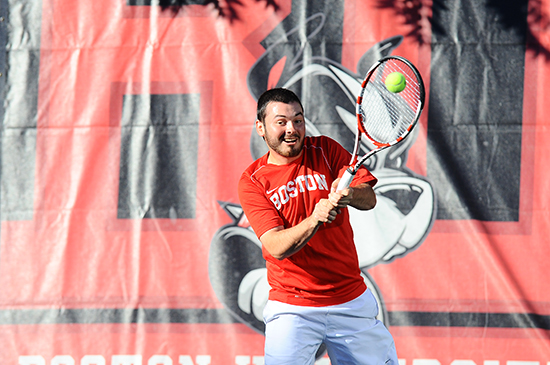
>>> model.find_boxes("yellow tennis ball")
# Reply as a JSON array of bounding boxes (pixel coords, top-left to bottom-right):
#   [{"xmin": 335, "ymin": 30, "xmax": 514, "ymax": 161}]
[{"xmin": 385, "ymin": 72, "xmax": 406, "ymax": 93}]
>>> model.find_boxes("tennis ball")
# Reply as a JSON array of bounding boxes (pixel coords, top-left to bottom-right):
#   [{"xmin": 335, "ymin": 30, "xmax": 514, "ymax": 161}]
[{"xmin": 385, "ymin": 72, "xmax": 406, "ymax": 93}]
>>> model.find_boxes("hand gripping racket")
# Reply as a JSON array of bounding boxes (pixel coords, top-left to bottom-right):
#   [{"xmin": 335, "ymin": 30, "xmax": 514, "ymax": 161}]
[{"xmin": 336, "ymin": 55, "xmax": 425, "ymax": 191}]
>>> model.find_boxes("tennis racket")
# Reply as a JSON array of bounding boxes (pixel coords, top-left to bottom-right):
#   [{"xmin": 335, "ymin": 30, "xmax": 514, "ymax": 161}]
[{"xmin": 336, "ymin": 55, "xmax": 425, "ymax": 191}]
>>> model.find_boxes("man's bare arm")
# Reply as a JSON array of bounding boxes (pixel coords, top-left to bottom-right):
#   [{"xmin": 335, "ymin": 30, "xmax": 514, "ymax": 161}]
[
  {"xmin": 258, "ymin": 181, "xmax": 375, "ymax": 260},
  {"xmin": 259, "ymin": 198, "xmax": 337, "ymax": 260},
  {"xmin": 329, "ymin": 180, "xmax": 376, "ymax": 211}
]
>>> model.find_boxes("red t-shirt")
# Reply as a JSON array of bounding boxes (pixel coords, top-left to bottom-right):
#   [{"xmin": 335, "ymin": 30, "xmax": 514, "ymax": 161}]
[{"xmin": 238, "ymin": 136, "xmax": 377, "ymax": 306}]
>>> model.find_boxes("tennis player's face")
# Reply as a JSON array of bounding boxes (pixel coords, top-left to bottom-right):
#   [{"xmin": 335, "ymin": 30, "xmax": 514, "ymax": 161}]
[{"xmin": 258, "ymin": 101, "xmax": 305, "ymax": 164}]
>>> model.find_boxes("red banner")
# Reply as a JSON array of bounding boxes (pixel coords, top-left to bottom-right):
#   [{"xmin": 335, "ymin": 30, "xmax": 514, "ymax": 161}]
[{"xmin": 1, "ymin": 0, "xmax": 549, "ymax": 363}]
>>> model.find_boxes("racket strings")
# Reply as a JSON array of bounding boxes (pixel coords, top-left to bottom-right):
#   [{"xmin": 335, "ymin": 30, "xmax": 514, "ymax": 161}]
[{"xmin": 360, "ymin": 59, "xmax": 422, "ymax": 145}]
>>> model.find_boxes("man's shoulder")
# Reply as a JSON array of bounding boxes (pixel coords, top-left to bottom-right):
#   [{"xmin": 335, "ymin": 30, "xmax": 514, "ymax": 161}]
[
  {"xmin": 241, "ymin": 153, "xmax": 267, "ymax": 174},
  {"xmin": 305, "ymin": 135, "xmax": 339, "ymax": 147},
  {"xmin": 305, "ymin": 135, "xmax": 344, "ymax": 156},
  {"xmin": 239, "ymin": 153, "xmax": 269, "ymax": 189}
]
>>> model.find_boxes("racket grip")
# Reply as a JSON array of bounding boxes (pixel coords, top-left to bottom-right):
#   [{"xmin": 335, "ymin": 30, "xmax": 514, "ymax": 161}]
[{"xmin": 336, "ymin": 168, "xmax": 355, "ymax": 191}]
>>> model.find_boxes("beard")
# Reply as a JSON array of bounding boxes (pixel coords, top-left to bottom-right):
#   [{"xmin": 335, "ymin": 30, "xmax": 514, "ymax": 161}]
[{"xmin": 264, "ymin": 131, "xmax": 304, "ymax": 158}]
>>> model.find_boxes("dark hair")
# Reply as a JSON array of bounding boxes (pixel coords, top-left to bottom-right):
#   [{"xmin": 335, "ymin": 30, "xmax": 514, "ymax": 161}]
[{"xmin": 256, "ymin": 88, "xmax": 304, "ymax": 122}]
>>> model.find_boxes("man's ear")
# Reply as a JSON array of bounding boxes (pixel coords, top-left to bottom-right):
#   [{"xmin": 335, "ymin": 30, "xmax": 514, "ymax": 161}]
[{"xmin": 255, "ymin": 119, "xmax": 265, "ymax": 138}]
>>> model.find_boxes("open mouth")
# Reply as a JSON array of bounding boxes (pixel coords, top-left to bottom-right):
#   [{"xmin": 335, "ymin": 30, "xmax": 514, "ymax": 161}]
[{"xmin": 282, "ymin": 135, "xmax": 299, "ymax": 144}]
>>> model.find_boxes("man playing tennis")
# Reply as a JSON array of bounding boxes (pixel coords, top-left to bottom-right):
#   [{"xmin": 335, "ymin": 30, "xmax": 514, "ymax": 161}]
[{"xmin": 238, "ymin": 88, "xmax": 398, "ymax": 364}]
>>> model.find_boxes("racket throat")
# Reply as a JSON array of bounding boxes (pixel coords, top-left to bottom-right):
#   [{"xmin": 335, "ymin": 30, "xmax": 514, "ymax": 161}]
[{"xmin": 336, "ymin": 168, "xmax": 356, "ymax": 191}]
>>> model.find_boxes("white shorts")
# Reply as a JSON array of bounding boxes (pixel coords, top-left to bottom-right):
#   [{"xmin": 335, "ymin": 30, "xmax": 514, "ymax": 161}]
[{"xmin": 263, "ymin": 289, "xmax": 398, "ymax": 365}]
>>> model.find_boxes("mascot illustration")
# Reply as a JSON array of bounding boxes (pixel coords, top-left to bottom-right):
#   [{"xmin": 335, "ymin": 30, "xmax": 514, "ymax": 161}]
[{"xmin": 209, "ymin": 12, "xmax": 435, "ymax": 354}]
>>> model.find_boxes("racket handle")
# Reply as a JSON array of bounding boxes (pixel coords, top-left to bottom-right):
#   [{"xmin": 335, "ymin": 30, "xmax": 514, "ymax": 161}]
[{"xmin": 337, "ymin": 168, "xmax": 355, "ymax": 191}]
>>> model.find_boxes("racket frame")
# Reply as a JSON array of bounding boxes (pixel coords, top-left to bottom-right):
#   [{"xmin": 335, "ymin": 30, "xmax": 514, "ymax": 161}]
[{"xmin": 337, "ymin": 55, "xmax": 425, "ymax": 191}]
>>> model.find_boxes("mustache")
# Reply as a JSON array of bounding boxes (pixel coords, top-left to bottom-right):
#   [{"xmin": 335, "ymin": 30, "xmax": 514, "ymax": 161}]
[{"xmin": 280, "ymin": 133, "xmax": 300, "ymax": 141}]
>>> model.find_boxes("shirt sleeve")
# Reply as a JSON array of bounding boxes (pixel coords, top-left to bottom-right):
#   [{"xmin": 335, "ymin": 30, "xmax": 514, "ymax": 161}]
[{"xmin": 238, "ymin": 171, "xmax": 284, "ymax": 239}]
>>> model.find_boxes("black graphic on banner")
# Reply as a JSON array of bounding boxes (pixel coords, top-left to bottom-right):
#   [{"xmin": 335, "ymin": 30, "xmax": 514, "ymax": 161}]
[
  {"xmin": 118, "ymin": 93, "xmax": 200, "ymax": 220},
  {"xmin": 209, "ymin": 0, "xmax": 436, "ymax": 342},
  {"xmin": 1, "ymin": 0, "xmax": 41, "ymax": 222},
  {"xmin": 427, "ymin": 0, "xmax": 528, "ymax": 221}
]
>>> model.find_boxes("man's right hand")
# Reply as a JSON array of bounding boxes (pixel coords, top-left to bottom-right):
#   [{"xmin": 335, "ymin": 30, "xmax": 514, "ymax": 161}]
[{"xmin": 312, "ymin": 199, "xmax": 339, "ymax": 224}]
